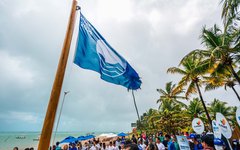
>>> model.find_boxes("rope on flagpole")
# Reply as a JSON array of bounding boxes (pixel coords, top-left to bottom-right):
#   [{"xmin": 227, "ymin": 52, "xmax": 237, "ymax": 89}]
[{"xmin": 131, "ymin": 90, "xmax": 142, "ymax": 132}]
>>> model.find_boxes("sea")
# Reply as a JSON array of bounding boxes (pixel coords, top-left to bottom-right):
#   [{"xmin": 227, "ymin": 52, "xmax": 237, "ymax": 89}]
[{"xmin": 0, "ymin": 131, "xmax": 116, "ymax": 150}]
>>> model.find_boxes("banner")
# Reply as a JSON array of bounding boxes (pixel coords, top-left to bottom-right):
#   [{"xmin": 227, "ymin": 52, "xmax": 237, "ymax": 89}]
[
  {"xmin": 192, "ymin": 118, "xmax": 204, "ymax": 134},
  {"xmin": 176, "ymin": 135, "xmax": 190, "ymax": 150},
  {"xmin": 216, "ymin": 112, "xmax": 232, "ymax": 139},
  {"xmin": 236, "ymin": 106, "xmax": 240, "ymax": 127},
  {"xmin": 212, "ymin": 120, "xmax": 221, "ymax": 139}
]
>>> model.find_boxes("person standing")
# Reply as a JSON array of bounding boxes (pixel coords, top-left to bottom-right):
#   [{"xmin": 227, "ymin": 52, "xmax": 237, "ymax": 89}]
[
  {"xmin": 165, "ymin": 134, "xmax": 175, "ymax": 150},
  {"xmin": 156, "ymin": 137, "xmax": 165, "ymax": 150},
  {"xmin": 56, "ymin": 142, "xmax": 61, "ymax": 150},
  {"xmin": 189, "ymin": 134, "xmax": 203, "ymax": 150},
  {"xmin": 131, "ymin": 134, "xmax": 137, "ymax": 144},
  {"xmin": 201, "ymin": 135, "xmax": 214, "ymax": 150},
  {"xmin": 158, "ymin": 132, "xmax": 165, "ymax": 143}
]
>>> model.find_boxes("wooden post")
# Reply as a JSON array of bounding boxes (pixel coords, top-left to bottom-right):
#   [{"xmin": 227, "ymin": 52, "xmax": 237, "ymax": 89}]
[{"xmin": 38, "ymin": 0, "xmax": 78, "ymax": 149}]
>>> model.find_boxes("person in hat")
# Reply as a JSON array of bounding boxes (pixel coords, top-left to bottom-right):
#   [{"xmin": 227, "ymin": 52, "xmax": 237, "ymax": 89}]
[
  {"xmin": 201, "ymin": 134, "xmax": 214, "ymax": 150},
  {"xmin": 70, "ymin": 142, "xmax": 78, "ymax": 150},
  {"xmin": 158, "ymin": 132, "xmax": 165, "ymax": 143},
  {"xmin": 189, "ymin": 133, "xmax": 203, "ymax": 150},
  {"xmin": 214, "ymin": 138, "xmax": 225, "ymax": 150}
]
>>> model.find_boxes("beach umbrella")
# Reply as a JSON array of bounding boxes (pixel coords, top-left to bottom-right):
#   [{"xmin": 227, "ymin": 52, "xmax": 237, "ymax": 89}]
[
  {"xmin": 98, "ymin": 133, "xmax": 117, "ymax": 138},
  {"xmin": 77, "ymin": 136, "xmax": 86, "ymax": 141},
  {"xmin": 117, "ymin": 132, "xmax": 128, "ymax": 137},
  {"xmin": 60, "ymin": 136, "xmax": 77, "ymax": 143},
  {"xmin": 84, "ymin": 135, "xmax": 95, "ymax": 140}
]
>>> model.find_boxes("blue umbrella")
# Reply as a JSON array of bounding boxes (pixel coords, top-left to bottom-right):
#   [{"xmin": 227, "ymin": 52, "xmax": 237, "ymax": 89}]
[
  {"xmin": 117, "ymin": 132, "xmax": 128, "ymax": 137},
  {"xmin": 77, "ymin": 136, "xmax": 86, "ymax": 141},
  {"xmin": 85, "ymin": 135, "xmax": 95, "ymax": 140},
  {"xmin": 60, "ymin": 136, "xmax": 77, "ymax": 143}
]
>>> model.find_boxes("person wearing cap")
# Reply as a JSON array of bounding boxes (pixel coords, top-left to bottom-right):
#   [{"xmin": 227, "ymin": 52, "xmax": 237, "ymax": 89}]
[
  {"xmin": 189, "ymin": 133, "xmax": 203, "ymax": 150},
  {"xmin": 201, "ymin": 134, "xmax": 214, "ymax": 150},
  {"xmin": 158, "ymin": 132, "xmax": 165, "ymax": 143},
  {"xmin": 70, "ymin": 142, "xmax": 78, "ymax": 150},
  {"xmin": 214, "ymin": 138, "xmax": 225, "ymax": 150}
]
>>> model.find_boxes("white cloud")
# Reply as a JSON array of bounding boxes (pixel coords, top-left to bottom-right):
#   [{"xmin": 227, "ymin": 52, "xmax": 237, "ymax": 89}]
[
  {"xmin": 0, "ymin": 111, "xmax": 39, "ymax": 124},
  {"xmin": 0, "ymin": 51, "xmax": 34, "ymax": 86}
]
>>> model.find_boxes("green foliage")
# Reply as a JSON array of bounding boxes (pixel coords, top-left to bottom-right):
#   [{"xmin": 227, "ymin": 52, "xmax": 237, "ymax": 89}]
[{"xmin": 134, "ymin": 0, "xmax": 240, "ymax": 134}]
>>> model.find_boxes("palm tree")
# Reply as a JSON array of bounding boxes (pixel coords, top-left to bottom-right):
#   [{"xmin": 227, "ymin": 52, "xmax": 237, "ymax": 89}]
[
  {"xmin": 186, "ymin": 98, "xmax": 204, "ymax": 120},
  {"xmin": 142, "ymin": 108, "xmax": 159, "ymax": 131},
  {"xmin": 155, "ymin": 99, "xmax": 190, "ymax": 134},
  {"xmin": 201, "ymin": 25, "xmax": 240, "ymax": 84},
  {"xmin": 209, "ymin": 99, "xmax": 232, "ymax": 119},
  {"xmin": 204, "ymin": 71, "xmax": 240, "ymax": 101},
  {"xmin": 167, "ymin": 55, "xmax": 213, "ymax": 129},
  {"xmin": 156, "ymin": 81, "xmax": 186, "ymax": 109},
  {"xmin": 220, "ymin": 0, "xmax": 240, "ymax": 28}
]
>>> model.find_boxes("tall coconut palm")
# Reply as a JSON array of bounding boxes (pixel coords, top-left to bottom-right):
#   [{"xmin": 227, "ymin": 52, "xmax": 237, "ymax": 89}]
[
  {"xmin": 183, "ymin": 25, "xmax": 240, "ymax": 85},
  {"xmin": 167, "ymin": 55, "xmax": 213, "ymax": 129},
  {"xmin": 209, "ymin": 99, "xmax": 232, "ymax": 119},
  {"xmin": 220, "ymin": 0, "xmax": 240, "ymax": 27},
  {"xmin": 142, "ymin": 108, "xmax": 159, "ymax": 131},
  {"xmin": 201, "ymin": 25, "xmax": 240, "ymax": 84},
  {"xmin": 186, "ymin": 98, "xmax": 204, "ymax": 120},
  {"xmin": 155, "ymin": 99, "xmax": 190, "ymax": 134},
  {"xmin": 204, "ymin": 72, "xmax": 240, "ymax": 101},
  {"xmin": 156, "ymin": 81, "xmax": 186, "ymax": 110}
]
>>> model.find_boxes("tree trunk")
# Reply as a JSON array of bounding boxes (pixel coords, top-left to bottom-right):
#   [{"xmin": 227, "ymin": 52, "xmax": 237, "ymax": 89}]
[
  {"xmin": 231, "ymin": 86, "xmax": 240, "ymax": 102},
  {"xmin": 195, "ymin": 82, "xmax": 212, "ymax": 131},
  {"xmin": 229, "ymin": 64, "xmax": 240, "ymax": 85}
]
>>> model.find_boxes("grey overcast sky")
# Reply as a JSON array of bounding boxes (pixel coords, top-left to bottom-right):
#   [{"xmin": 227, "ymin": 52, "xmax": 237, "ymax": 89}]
[{"xmin": 0, "ymin": 0, "xmax": 239, "ymax": 132}]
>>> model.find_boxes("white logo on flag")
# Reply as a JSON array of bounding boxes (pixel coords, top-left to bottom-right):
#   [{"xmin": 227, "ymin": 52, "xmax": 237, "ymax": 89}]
[{"xmin": 96, "ymin": 40, "xmax": 127, "ymax": 77}]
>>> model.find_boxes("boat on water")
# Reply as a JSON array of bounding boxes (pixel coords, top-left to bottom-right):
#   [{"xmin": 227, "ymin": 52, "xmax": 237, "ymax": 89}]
[
  {"xmin": 15, "ymin": 136, "xmax": 26, "ymax": 139},
  {"xmin": 33, "ymin": 135, "xmax": 40, "ymax": 141}
]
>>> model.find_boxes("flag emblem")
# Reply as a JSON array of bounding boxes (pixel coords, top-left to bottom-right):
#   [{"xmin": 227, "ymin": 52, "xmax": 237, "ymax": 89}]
[
  {"xmin": 74, "ymin": 13, "xmax": 141, "ymax": 90},
  {"xmin": 96, "ymin": 40, "xmax": 127, "ymax": 77}
]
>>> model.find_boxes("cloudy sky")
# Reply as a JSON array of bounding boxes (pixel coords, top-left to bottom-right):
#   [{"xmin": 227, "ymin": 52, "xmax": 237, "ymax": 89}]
[{"xmin": 0, "ymin": 0, "xmax": 239, "ymax": 133}]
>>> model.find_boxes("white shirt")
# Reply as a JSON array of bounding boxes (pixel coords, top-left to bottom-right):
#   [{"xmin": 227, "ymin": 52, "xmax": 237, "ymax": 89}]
[
  {"xmin": 115, "ymin": 141, "xmax": 121, "ymax": 147},
  {"xmin": 90, "ymin": 145, "xmax": 97, "ymax": 150},
  {"xmin": 139, "ymin": 143, "xmax": 146, "ymax": 150},
  {"xmin": 157, "ymin": 143, "xmax": 165, "ymax": 150},
  {"xmin": 113, "ymin": 146, "xmax": 119, "ymax": 150},
  {"xmin": 107, "ymin": 145, "xmax": 115, "ymax": 150}
]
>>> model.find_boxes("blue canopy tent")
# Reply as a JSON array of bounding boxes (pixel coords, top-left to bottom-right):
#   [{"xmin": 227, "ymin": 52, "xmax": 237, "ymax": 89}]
[
  {"xmin": 60, "ymin": 136, "xmax": 77, "ymax": 144},
  {"xmin": 77, "ymin": 135, "xmax": 95, "ymax": 141},
  {"xmin": 77, "ymin": 136, "xmax": 86, "ymax": 141},
  {"xmin": 84, "ymin": 135, "xmax": 95, "ymax": 140},
  {"xmin": 117, "ymin": 132, "xmax": 128, "ymax": 137}
]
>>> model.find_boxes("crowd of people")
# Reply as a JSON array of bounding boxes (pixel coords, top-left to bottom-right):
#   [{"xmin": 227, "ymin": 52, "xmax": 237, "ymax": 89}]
[
  {"xmin": 13, "ymin": 131, "xmax": 240, "ymax": 150},
  {"xmin": 47, "ymin": 131, "xmax": 231, "ymax": 150}
]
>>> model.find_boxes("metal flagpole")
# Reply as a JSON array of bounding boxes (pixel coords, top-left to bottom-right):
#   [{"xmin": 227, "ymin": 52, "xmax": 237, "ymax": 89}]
[
  {"xmin": 52, "ymin": 91, "xmax": 70, "ymax": 146},
  {"xmin": 131, "ymin": 90, "xmax": 142, "ymax": 132},
  {"xmin": 38, "ymin": 0, "xmax": 78, "ymax": 149}
]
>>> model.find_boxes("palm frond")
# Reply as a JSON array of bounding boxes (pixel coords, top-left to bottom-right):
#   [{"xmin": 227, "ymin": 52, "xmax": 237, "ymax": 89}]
[
  {"xmin": 167, "ymin": 67, "xmax": 187, "ymax": 75},
  {"xmin": 185, "ymin": 81, "xmax": 197, "ymax": 98}
]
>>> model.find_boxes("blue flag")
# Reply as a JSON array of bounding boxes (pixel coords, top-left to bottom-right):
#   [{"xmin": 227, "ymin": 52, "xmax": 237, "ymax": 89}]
[{"xmin": 74, "ymin": 13, "xmax": 141, "ymax": 90}]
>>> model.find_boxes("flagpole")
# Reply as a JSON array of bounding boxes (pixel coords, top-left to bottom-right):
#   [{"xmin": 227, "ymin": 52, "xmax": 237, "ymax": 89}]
[
  {"xmin": 38, "ymin": 0, "xmax": 78, "ymax": 149},
  {"xmin": 131, "ymin": 90, "xmax": 142, "ymax": 132},
  {"xmin": 52, "ymin": 91, "xmax": 70, "ymax": 146}
]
